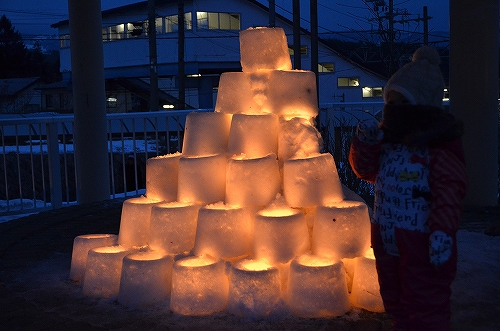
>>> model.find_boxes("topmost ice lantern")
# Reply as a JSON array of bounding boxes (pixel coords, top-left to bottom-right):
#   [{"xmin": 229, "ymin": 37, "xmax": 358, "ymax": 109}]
[{"xmin": 70, "ymin": 26, "xmax": 382, "ymax": 317}]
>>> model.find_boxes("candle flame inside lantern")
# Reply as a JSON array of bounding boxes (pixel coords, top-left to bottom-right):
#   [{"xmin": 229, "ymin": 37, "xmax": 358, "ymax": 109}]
[
  {"xmin": 259, "ymin": 207, "xmax": 297, "ymax": 217},
  {"xmin": 295, "ymin": 253, "xmax": 337, "ymax": 267},
  {"xmin": 237, "ymin": 259, "xmax": 273, "ymax": 271},
  {"xmin": 126, "ymin": 250, "xmax": 164, "ymax": 261},
  {"xmin": 177, "ymin": 255, "xmax": 217, "ymax": 267},
  {"xmin": 93, "ymin": 245, "xmax": 128, "ymax": 254}
]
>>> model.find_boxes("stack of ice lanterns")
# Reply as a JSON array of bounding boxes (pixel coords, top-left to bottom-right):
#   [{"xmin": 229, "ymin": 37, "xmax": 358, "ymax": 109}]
[{"xmin": 69, "ymin": 27, "xmax": 384, "ymax": 318}]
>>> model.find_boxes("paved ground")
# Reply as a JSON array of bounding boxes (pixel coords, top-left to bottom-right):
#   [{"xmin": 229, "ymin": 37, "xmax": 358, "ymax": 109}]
[{"xmin": 0, "ymin": 197, "xmax": 498, "ymax": 331}]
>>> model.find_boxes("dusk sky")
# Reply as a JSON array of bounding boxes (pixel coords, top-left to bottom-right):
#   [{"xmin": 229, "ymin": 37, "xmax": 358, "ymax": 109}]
[{"xmin": 1, "ymin": 0, "xmax": 449, "ymax": 39}]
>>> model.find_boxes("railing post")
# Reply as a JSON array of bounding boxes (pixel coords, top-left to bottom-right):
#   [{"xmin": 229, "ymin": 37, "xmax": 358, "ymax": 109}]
[{"xmin": 47, "ymin": 122, "xmax": 63, "ymax": 209}]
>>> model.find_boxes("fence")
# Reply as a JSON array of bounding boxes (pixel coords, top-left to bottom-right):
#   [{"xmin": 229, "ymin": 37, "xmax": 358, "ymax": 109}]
[
  {"xmin": 6, "ymin": 101, "xmax": 478, "ymax": 217},
  {"xmin": 0, "ymin": 109, "xmax": 210, "ymax": 215}
]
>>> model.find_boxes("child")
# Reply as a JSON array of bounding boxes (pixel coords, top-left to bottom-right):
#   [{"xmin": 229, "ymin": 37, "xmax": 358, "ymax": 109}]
[{"xmin": 349, "ymin": 46, "xmax": 467, "ymax": 331}]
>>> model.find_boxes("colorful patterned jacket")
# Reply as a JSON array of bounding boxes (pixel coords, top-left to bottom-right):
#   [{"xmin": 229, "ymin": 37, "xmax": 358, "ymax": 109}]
[{"xmin": 348, "ymin": 105, "xmax": 467, "ymax": 237}]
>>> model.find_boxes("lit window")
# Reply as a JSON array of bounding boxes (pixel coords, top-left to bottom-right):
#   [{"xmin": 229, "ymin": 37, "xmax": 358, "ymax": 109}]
[
  {"xmin": 156, "ymin": 17, "xmax": 163, "ymax": 34},
  {"xmin": 166, "ymin": 13, "xmax": 193, "ymax": 33},
  {"xmin": 127, "ymin": 22, "xmax": 144, "ymax": 38},
  {"xmin": 107, "ymin": 97, "xmax": 117, "ymax": 108},
  {"xmin": 362, "ymin": 86, "xmax": 383, "ymax": 98},
  {"xmin": 59, "ymin": 34, "xmax": 70, "ymax": 48},
  {"xmin": 109, "ymin": 24, "xmax": 125, "ymax": 40},
  {"xmin": 288, "ymin": 45, "xmax": 308, "ymax": 55},
  {"xmin": 318, "ymin": 63, "xmax": 334, "ymax": 73},
  {"xmin": 102, "ymin": 28, "xmax": 108, "ymax": 42},
  {"xmin": 338, "ymin": 77, "xmax": 360, "ymax": 87},
  {"xmin": 196, "ymin": 12, "xmax": 240, "ymax": 30}
]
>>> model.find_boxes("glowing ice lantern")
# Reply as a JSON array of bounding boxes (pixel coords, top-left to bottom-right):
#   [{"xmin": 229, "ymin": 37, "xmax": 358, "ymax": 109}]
[
  {"xmin": 148, "ymin": 201, "xmax": 201, "ymax": 255},
  {"xmin": 278, "ymin": 117, "xmax": 322, "ymax": 162},
  {"xmin": 227, "ymin": 259, "xmax": 281, "ymax": 317},
  {"xmin": 312, "ymin": 200, "xmax": 371, "ymax": 260},
  {"xmin": 253, "ymin": 206, "xmax": 309, "ymax": 264},
  {"xmin": 214, "ymin": 71, "xmax": 272, "ymax": 115},
  {"xmin": 286, "ymin": 254, "xmax": 351, "ymax": 317},
  {"xmin": 227, "ymin": 113, "xmax": 279, "ymax": 158},
  {"xmin": 82, "ymin": 245, "xmax": 131, "ymax": 298},
  {"xmin": 118, "ymin": 251, "xmax": 174, "ymax": 307},
  {"xmin": 225, "ymin": 153, "xmax": 280, "ymax": 207},
  {"xmin": 193, "ymin": 203, "xmax": 253, "ymax": 261},
  {"xmin": 181, "ymin": 112, "xmax": 232, "ymax": 156},
  {"xmin": 283, "ymin": 153, "xmax": 344, "ymax": 208},
  {"xmin": 69, "ymin": 234, "xmax": 118, "ymax": 282},
  {"xmin": 239, "ymin": 27, "xmax": 292, "ymax": 72},
  {"xmin": 170, "ymin": 255, "xmax": 229, "ymax": 315},
  {"xmin": 350, "ymin": 248, "xmax": 385, "ymax": 312},
  {"xmin": 145, "ymin": 153, "xmax": 181, "ymax": 202},
  {"xmin": 118, "ymin": 196, "xmax": 160, "ymax": 248},
  {"xmin": 268, "ymin": 70, "xmax": 318, "ymax": 119},
  {"xmin": 177, "ymin": 154, "xmax": 227, "ymax": 204}
]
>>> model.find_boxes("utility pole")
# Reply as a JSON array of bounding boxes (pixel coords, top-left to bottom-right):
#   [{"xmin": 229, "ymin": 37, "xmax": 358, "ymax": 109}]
[
  {"xmin": 148, "ymin": 0, "xmax": 159, "ymax": 111},
  {"xmin": 269, "ymin": 0, "xmax": 276, "ymax": 27},
  {"xmin": 310, "ymin": 0, "xmax": 319, "ymax": 105},
  {"xmin": 388, "ymin": 0, "xmax": 394, "ymax": 74},
  {"xmin": 423, "ymin": 6, "xmax": 429, "ymax": 45},
  {"xmin": 178, "ymin": 0, "xmax": 185, "ymax": 110},
  {"xmin": 293, "ymin": 0, "xmax": 301, "ymax": 69}
]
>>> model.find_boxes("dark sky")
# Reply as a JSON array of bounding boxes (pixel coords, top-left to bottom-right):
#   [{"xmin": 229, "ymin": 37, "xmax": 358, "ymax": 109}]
[{"xmin": 1, "ymin": 0, "xmax": 449, "ymax": 38}]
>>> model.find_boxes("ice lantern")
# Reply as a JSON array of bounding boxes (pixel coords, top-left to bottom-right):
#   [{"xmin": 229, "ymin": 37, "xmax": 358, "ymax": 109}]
[
  {"xmin": 193, "ymin": 203, "xmax": 253, "ymax": 261},
  {"xmin": 69, "ymin": 234, "xmax": 118, "ymax": 282},
  {"xmin": 148, "ymin": 201, "xmax": 200, "ymax": 255},
  {"xmin": 118, "ymin": 196, "xmax": 160, "ymax": 248},
  {"xmin": 170, "ymin": 255, "xmax": 229, "ymax": 315},
  {"xmin": 313, "ymin": 200, "xmax": 371, "ymax": 259},
  {"xmin": 82, "ymin": 245, "xmax": 131, "ymax": 298},
  {"xmin": 287, "ymin": 254, "xmax": 351, "ymax": 317},
  {"xmin": 227, "ymin": 259, "xmax": 281, "ymax": 317},
  {"xmin": 350, "ymin": 248, "xmax": 385, "ymax": 312},
  {"xmin": 118, "ymin": 251, "xmax": 174, "ymax": 307},
  {"xmin": 253, "ymin": 205, "xmax": 309, "ymax": 264}
]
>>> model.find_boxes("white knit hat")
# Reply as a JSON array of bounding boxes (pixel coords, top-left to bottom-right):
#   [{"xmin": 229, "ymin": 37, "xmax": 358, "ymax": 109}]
[{"xmin": 383, "ymin": 46, "xmax": 445, "ymax": 108}]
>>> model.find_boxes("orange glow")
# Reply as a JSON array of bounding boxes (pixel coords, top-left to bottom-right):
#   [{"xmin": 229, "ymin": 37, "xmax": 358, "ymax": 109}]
[
  {"xmin": 364, "ymin": 248, "xmax": 376, "ymax": 260},
  {"xmin": 126, "ymin": 250, "xmax": 164, "ymax": 261},
  {"xmin": 79, "ymin": 234, "xmax": 115, "ymax": 240},
  {"xmin": 92, "ymin": 245, "xmax": 128, "ymax": 254},
  {"xmin": 295, "ymin": 253, "xmax": 336, "ymax": 267},
  {"xmin": 237, "ymin": 259, "xmax": 273, "ymax": 271},
  {"xmin": 177, "ymin": 255, "xmax": 217, "ymax": 267},
  {"xmin": 259, "ymin": 207, "xmax": 297, "ymax": 217}
]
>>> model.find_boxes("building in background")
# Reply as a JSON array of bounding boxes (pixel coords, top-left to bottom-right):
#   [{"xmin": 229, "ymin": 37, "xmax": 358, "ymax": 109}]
[{"xmin": 49, "ymin": 0, "xmax": 387, "ymax": 113}]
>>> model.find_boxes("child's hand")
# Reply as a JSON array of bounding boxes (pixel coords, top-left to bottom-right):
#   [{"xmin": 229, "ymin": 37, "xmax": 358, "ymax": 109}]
[
  {"xmin": 429, "ymin": 230, "xmax": 453, "ymax": 266},
  {"xmin": 356, "ymin": 119, "xmax": 383, "ymax": 145}
]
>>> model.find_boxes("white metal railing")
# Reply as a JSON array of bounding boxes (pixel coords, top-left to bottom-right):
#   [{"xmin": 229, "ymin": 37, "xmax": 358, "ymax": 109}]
[
  {"xmin": 0, "ymin": 102, "xmax": 386, "ymax": 217},
  {"xmin": 0, "ymin": 109, "xmax": 211, "ymax": 216}
]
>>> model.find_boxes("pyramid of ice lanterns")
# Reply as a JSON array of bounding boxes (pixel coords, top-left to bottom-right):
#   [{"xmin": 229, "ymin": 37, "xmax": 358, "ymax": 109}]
[{"xmin": 69, "ymin": 26, "xmax": 384, "ymax": 316}]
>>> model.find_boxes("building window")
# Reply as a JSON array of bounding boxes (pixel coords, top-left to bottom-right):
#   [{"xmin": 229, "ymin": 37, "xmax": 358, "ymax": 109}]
[
  {"xmin": 338, "ymin": 77, "xmax": 360, "ymax": 87},
  {"xmin": 166, "ymin": 12, "xmax": 193, "ymax": 33},
  {"xmin": 196, "ymin": 12, "xmax": 240, "ymax": 30},
  {"xmin": 362, "ymin": 86, "xmax": 383, "ymax": 98},
  {"xmin": 107, "ymin": 97, "xmax": 118, "ymax": 108},
  {"xmin": 109, "ymin": 24, "xmax": 125, "ymax": 41},
  {"xmin": 59, "ymin": 34, "xmax": 70, "ymax": 48},
  {"xmin": 102, "ymin": 28, "xmax": 109, "ymax": 42},
  {"xmin": 288, "ymin": 45, "xmax": 308, "ymax": 55},
  {"xmin": 127, "ymin": 21, "xmax": 145, "ymax": 38},
  {"xmin": 318, "ymin": 63, "xmax": 334, "ymax": 73}
]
